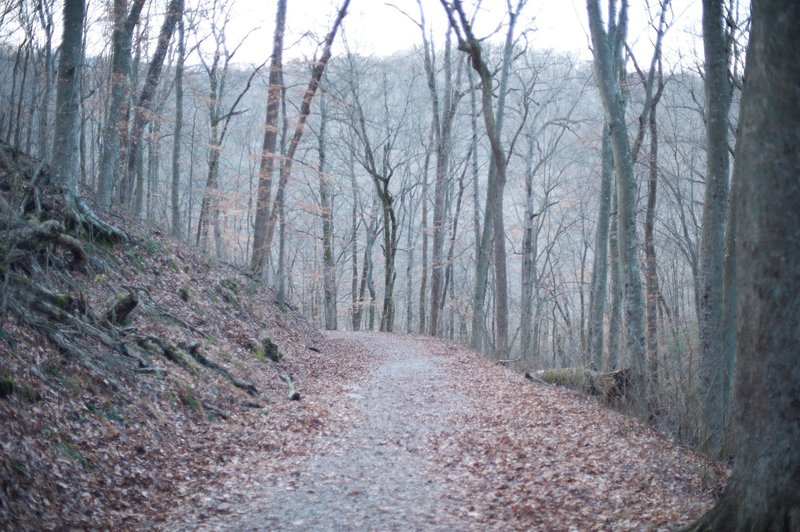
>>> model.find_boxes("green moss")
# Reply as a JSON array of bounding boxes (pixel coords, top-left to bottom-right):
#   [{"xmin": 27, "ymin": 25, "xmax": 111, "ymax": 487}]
[
  {"xmin": 102, "ymin": 404, "xmax": 124, "ymax": 425},
  {"xmin": 540, "ymin": 367, "xmax": 589, "ymax": 388},
  {"xmin": 17, "ymin": 383, "xmax": 41, "ymax": 402},
  {"xmin": 9, "ymin": 458, "xmax": 28, "ymax": 477},
  {"xmin": 127, "ymin": 250, "xmax": 144, "ymax": 270},
  {"xmin": 0, "ymin": 375, "xmax": 14, "ymax": 398},
  {"xmin": 57, "ymin": 438, "xmax": 90, "ymax": 470},
  {"xmin": 179, "ymin": 284, "xmax": 191, "ymax": 301},
  {"xmin": 254, "ymin": 345, "xmax": 266, "ymax": 363},
  {"xmin": 144, "ymin": 238, "xmax": 161, "ymax": 255},
  {"xmin": 52, "ymin": 293, "xmax": 72, "ymax": 309},
  {"xmin": 181, "ymin": 388, "xmax": 202, "ymax": 414},
  {"xmin": 220, "ymin": 278, "xmax": 239, "ymax": 294}
]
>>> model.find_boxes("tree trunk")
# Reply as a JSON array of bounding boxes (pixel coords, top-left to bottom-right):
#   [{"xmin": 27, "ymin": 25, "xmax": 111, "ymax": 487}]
[
  {"xmin": 697, "ymin": 0, "xmax": 734, "ymax": 457},
  {"xmin": 444, "ymin": 0, "xmax": 523, "ymax": 360},
  {"xmin": 96, "ymin": 0, "xmax": 146, "ymax": 206},
  {"xmin": 418, "ymin": 131, "xmax": 432, "ymax": 335},
  {"xmin": 645, "ymin": 74, "xmax": 665, "ymax": 391},
  {"xmin": 588, "ymin": 124, "xmax": 612, "ymax": 370},
  {"xmin": 350, "ymin": 147, "xmax": 360, "ymax": 331},
  {"xmin": 690, "ymin": 0, "xmax": 800, "ymax": 526},
  {"xmin": 251, "ymin": 0, "xmax": 350, "ymax": 272},
  {"xmin": 427, "ymin": 31, "xmax": 458, "ymax": 337},
  {"xmin": 35, "ymin": 0, "xmax": 54, "ymax": 162},
  {"xmin": 520, "ymin": 135, "xmax": 537, "ymax": 359},
  {"xmin": 318, "ymin": 90, "xmax": 337, "ymax": 330},
  {"xmin": 127, "ymin": 0, "xmax": 183, "ymax": 215},
  {"xmin": 49, "ymin": 0, "xmax": 84, "ymax": 209},
  {"xmin": 586, "ymin": 0, "xmax": 647, "ymax": 396},
  {"xmin": 171, "ymin": 13, "xmax": 185, "ymax": 239},
  {"xmin": 467, "ymin": 66, "xmax": 488, "ymax": 352},
  {"xmin": 250, "ymin": 0, "xmax": 286, "ymax": 275}
]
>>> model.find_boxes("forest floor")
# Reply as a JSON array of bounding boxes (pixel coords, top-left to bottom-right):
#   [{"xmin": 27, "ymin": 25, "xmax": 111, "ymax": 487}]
[{"xmin": 164, "ymin": 332, "xmax": 724, "ymax": 531}]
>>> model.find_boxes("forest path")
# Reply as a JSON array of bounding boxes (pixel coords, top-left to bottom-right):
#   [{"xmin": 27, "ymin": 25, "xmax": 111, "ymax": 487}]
[
  {"xmin": 165, "ymin": 332, "xmax": 719, "ymax": 531},
  {"xmin": 179, "ymin": 332, "xmax": 481, "ymax": 530}
]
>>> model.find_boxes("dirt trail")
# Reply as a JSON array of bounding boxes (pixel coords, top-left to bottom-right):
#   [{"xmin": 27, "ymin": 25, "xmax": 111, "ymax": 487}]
[
  {"xmin": 169, "ymin": 332, "xmax": 482, "ymax": 530},
  {"xmin": 165, "ymin": 332, "xmax": 720, "ymax": 531},
  {"xmin": 250, "ymin": 332, "xmax": 477, "ymax": 530}
]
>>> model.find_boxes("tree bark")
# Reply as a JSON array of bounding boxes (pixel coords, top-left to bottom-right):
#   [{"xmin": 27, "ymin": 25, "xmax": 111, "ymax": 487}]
[
  {"xmin": 96, "ymin": 0, "xmax": 146, "ymax": 206},
  {"xmin": 588, "ymin": 123, "xmax": 612, "ymax": 370},
  {"xmin": 318, "ymin": 89, "xmax": 337, "ymax": 330},
  {"xmin": 443, "ymin": 0, "xmax": 524, "ymax": 359},
  {"xmin": 689, "ymin": 0, "xmax": 800, "ymax": 526},
  {"xmin": 171, "ymin": 13, "xmax": 185, "ymax": 238},
  {"xmin": 586, "ymin": 0, "xmax": 647, "ymax": 396},
  {"xmin": 252, "ymin": 0, "xmax": 350, "ymax": 273},
  {"xmin": 697, "ymin": 0, "xmax": 734, "ymax": 457},
  {"xmin": 49, "ymin": 0, "xmax": 84, "ymax": 209},
  {"xmin": 425, "ymin": 29, "xmax": 459, "ymax": 337},
  {"xmin": 250, "ymin": 0, "xmax": 286, "ymax": 275},
  {"xmin": 126, "ymin": 0, "xmax": 183, "ymax": 214}
]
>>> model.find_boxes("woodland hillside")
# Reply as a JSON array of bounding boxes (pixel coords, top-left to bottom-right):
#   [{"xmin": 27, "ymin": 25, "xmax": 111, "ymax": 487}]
[
  {"xmin": 1, "ymin": 0, "xmax": 799, "ymax": 529},
  {"xmin": 0, "ymin": 142, "xmax": 377, "ymax": 527}
]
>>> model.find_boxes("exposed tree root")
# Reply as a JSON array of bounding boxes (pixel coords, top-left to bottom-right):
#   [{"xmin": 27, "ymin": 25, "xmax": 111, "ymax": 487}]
[{"xmin": 179, "ymin": 341, "xmax": 259, "ymax": 397}]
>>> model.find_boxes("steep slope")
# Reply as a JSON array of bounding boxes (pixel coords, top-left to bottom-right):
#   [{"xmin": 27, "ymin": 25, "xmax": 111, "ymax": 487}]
[{"xmin": 0, "ymin": 143, "xmax": 373, "ymax": 528}]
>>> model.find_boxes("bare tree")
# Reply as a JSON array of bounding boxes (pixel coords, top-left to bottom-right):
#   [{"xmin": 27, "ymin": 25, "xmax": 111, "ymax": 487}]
[
  {"xmin": 125, "ymin": 0, "xmax": 184, "ymax": 213},
  {"xmin": 47, "ymin": 0, "xmax": 126, "ymax": 241},
  {"xmin": 697, "ymin": 0, "xmax": 735, "ymax": 457},
  {"xmin": 586, "ymin": 0, "xmax": 667, "ymax": 397},
  {"xmin": 250, "ymin": 0, "xmax": 286, "ymax": 274},
  {"xmin": 170, "ymin": 10, "xmax": 186, "ymax": 238},
  {"xmin": 194, "ymin": 15, "xmax": 265, "ymax": 257},
  {"xmin": 249, "ymin": 0, "xmax": 351, "ymax": 276},
  {"xmin": 441, "ymin": 0, "xmax": 527, "ymax": 359},
  {"xmin": 317, "ymin": 86, "xmax": 337, "ymax": 330},
  {"xmin": 96, "ymin": 0, "xmax": 146, "ymax": 206}
]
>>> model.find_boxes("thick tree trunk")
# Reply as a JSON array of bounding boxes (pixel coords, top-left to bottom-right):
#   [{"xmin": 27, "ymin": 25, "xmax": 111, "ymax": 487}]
[
  {"xmin": 690, "ymin": 0, "xmax": 800, "ymax": 526},
  {"xmin": 697, "ymin": 0, "xmax": 734, "ymax": 457},
  {"xmin": 171, "ymin": 14, "xmax": 185, "ymax": 239},
  {"xmin": 588, "ymin": 124, "xmax": 612, "ymax": 370},
  {"xmin": 47, "ymin": 0, "xmax": 126, "ymax": 241},
  {"xmin": 49, "ymin": 0, "xmax": 84, "ymax": 209}
]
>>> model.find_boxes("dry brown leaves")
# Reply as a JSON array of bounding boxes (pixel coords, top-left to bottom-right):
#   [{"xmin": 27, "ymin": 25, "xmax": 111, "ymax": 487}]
[
  {"xmin": 417, "ymin": 336, "xmax": 727, "ymax": 530},
  {"xmin": 0, "ymin": 212, "xmax": 378, "ymax": 529}
]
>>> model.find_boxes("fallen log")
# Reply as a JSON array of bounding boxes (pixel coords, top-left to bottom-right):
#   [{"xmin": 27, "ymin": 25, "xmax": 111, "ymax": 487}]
[{"xmin": 533, "ymin": 367, "xmax": 630, "ymax": 400}]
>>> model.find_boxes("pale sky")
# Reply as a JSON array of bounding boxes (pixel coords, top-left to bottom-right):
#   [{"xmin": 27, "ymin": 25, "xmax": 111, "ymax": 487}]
[{"xmin": 225, "ymin": 0, "xmax": 704, "ymax": 67}]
